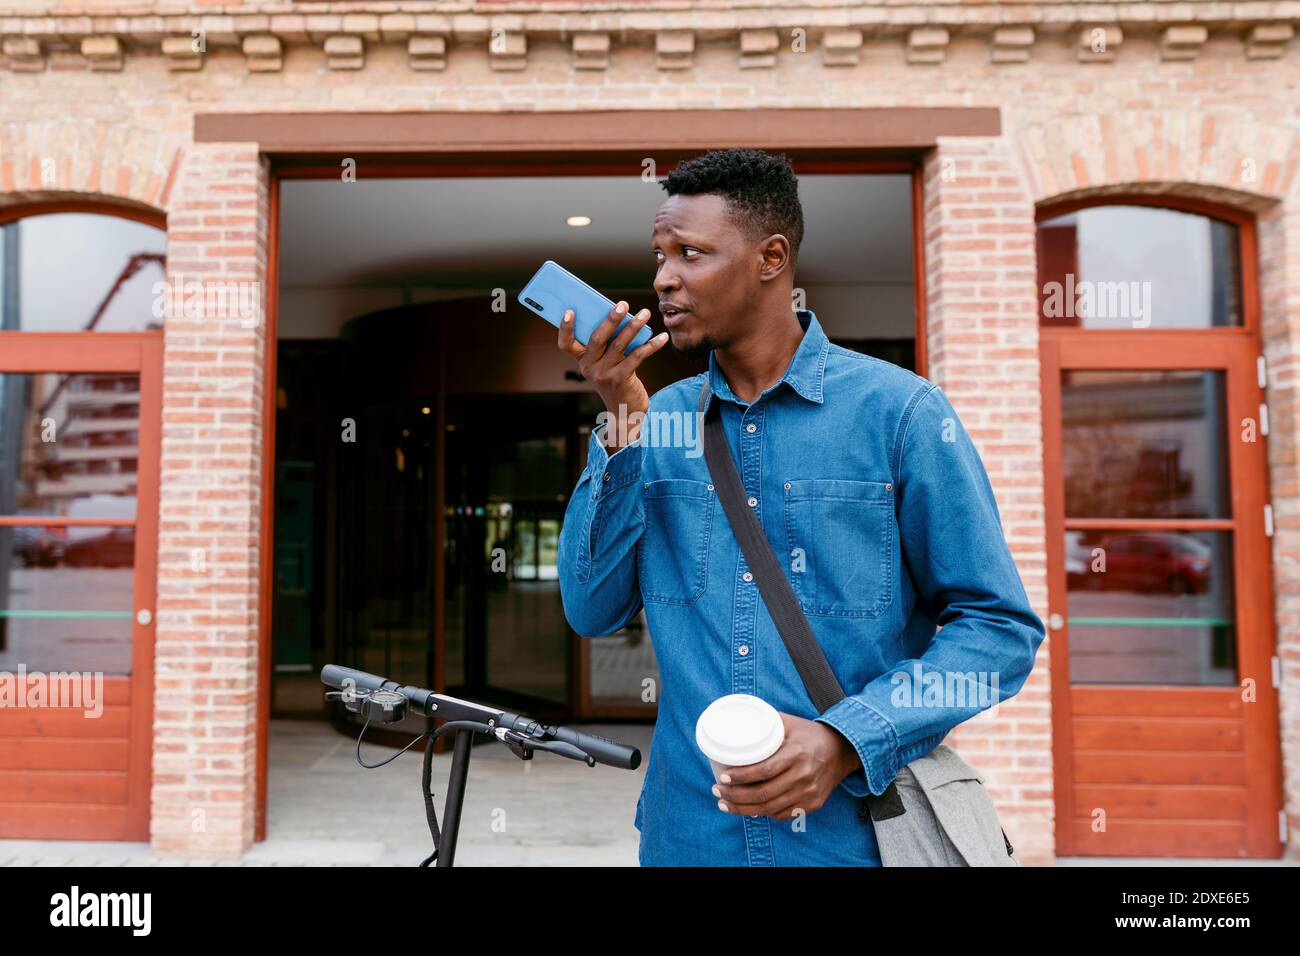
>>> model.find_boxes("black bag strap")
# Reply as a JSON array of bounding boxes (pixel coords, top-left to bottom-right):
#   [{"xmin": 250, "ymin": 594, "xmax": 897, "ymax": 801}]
[{"xmin": 697, "ymin": 376, "xmax": 903, "ymax": 824}]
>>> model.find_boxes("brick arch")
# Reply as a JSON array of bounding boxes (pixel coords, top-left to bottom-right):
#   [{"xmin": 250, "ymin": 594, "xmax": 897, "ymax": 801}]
[
  {"xmin": 0, "ymin": 120, "xmax": 184, "ymax": 213},
  {"xmin": 0, "ymin": 194, "xmax": 167, "ymax": 229},
  {"xmin": 1013, "ymin": 111, "xmax": 1300, "ymax": 211}
]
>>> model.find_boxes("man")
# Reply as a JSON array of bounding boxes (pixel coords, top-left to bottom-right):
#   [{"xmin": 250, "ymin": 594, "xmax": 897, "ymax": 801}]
[{"xmin": 555, "ymin": 147, "xmax": 1044, "ymax": 866}]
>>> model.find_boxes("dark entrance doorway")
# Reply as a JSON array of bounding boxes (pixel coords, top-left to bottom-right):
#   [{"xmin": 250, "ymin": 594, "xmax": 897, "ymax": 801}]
[
  {"xmin": 443, "ymin": 391, "xmax": 585, "ymax": 718},
  {"xmin": 270, "ymin": 301, "xmax": 696, "ymax": 736},
  {"xmin": 267, "ymin": 168, "xmax": 922, "ymax": 772}
]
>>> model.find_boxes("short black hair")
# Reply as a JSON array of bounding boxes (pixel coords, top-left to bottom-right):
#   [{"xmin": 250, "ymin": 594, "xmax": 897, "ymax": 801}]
[{"xmin": 660, "ymin": 148, "xmax": 804, "ymax": 270}]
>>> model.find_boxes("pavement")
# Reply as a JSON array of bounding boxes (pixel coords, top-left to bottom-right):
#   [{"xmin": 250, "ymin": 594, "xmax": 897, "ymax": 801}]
[
  {"xmin": 0, "ymin": 718, "xmax": 648, "ymax": 867},
  {"xmin": 0, "ymin": 720, "xmax": 1295, "ymax": 867}
]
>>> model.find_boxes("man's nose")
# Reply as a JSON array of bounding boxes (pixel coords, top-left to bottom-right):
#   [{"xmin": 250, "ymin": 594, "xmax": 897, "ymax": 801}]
[{"xmin": 654, "ymin": 270, "xmax": 681, "ymax": 296}]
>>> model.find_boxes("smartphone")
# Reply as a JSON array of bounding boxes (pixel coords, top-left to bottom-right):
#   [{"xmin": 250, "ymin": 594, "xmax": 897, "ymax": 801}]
[{"xmin": 518, "ymin": 260, "xmax": 653, "ymax": 357}]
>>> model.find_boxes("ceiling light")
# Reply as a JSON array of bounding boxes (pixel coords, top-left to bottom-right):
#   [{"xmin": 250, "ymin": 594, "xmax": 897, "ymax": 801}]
[{"xmin": 566, "ymin": 215, "xmax": 592, "ymax": 227}]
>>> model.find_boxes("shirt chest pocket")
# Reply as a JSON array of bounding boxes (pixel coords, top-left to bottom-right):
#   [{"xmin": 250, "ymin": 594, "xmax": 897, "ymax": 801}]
[
  {"xmin": 783, "ymin": 478, "xmax": 895, "ymax": 618},
  {"xmin": 637, "ymin": 478, "xmax": 714, "ymax": 606}
]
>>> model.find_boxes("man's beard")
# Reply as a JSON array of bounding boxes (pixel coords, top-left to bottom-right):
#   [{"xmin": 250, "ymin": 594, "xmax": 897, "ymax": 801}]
[{"xmin": 670, "ymin": 332, "xmax": 718, "ymax": 363}]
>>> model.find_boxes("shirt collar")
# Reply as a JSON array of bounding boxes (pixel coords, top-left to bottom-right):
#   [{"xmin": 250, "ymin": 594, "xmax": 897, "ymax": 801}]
[{"xmin": 706, "ymin": 308, "xmax": 830, "ymax": 407}]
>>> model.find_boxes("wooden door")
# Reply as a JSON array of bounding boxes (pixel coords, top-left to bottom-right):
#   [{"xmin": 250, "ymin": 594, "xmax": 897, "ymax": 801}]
[
  {"xmin": 0, "ymin": 333, "xmax": 161, "ymax": 839},
  {"xmin": 1042, "ymin": 330, "xmax": 1283, "ymax": 857}
]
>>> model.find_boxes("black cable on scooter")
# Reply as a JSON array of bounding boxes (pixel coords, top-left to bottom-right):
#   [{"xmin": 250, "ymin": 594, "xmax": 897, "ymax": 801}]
[
  {"xmin": 419, "ymin": 733, "xmax": 441, "ymax": 867},
  {"xmin": 354, "ymin": 719, "xmax": 428, "ymax": 769}
]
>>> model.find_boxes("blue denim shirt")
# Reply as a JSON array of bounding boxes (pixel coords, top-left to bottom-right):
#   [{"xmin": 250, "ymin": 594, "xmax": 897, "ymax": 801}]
[{"xmin": 557, "ymin": 308, "xmax": 1044, "ymax": 866}]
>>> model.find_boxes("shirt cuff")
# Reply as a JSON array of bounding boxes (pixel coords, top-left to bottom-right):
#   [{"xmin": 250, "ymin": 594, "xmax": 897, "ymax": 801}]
[
  {"xmin": 587, "ymin": 421, "xmax": 644, "ymax": 497},
  {"xmin": 815, "ymin": 696, "xmax": 900, "ymax": 798}
]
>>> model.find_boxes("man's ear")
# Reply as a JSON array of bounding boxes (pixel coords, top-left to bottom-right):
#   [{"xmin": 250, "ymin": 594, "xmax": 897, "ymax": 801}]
[{"xmin": 758, "ymin": 234, "xmax": 792, "ymax": 282}]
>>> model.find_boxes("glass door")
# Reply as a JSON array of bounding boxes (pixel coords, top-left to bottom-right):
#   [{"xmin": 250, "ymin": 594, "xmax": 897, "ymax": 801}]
[
  {"xmin": 0, "ymin": 335, "xmax": 161, "ymax": 839},
  {"xmin": 1059, "ymin": 369, "xmax": 1235, "ymax": 686},
  {"xmin": 1042, "ymin": 333, "xmax": 1282, "ymax": 858},
  {"xmin": 440, "ymin": 392, "xmax": 661, "ymax": 721}
]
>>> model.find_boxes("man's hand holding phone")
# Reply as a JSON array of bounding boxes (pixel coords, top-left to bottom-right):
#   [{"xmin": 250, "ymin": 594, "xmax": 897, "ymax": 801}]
[{"xmin": 557, "ymin": 300, "xmax": 670, "ymax": 455}]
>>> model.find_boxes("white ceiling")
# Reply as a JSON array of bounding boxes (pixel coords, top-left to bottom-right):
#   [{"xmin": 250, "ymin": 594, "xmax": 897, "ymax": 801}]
[{"xmin": 279, "ymin": 174, "xmax": 914, "ymax": 290}]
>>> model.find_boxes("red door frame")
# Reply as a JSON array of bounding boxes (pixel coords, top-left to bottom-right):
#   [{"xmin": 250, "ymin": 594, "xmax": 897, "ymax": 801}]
[
  {"xmin": 1038, "ymin": 195, "xmax": 1283, "ymax": 857},
  {"xmin": 255, "ymin": 152, "xmax": 932, "ymax": 840},
  {"xmin": 0, "ymin": 204, "xmax": 163, "ymax": 839}
]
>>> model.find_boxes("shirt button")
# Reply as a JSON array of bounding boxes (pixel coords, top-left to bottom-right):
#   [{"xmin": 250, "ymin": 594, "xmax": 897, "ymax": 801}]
[
  {"xmin": 746, "ymin": 423, "xmax": 756, "ymax": 433},
  {"xmin": 885, "ymin": 483, "xmax": 893, "ymax": 491},
  {"xmin": 603, "ymin": 473, "xmax": 610, "ymax": 482},
  {"xmin": 784, "ymin": 482, "xmax": 791, "ymax": 490},
  {"xmin": 742, "ymin": 571, "xmax": 753, "ymax": 582},
  {"xmin": 747, "ymin": 496, "xmax": 757, "ymax": 508},
  {"xmin": 643, "ymin": 482, "xmax": 649, "ymax": 489},
  {"xmin": 707, "ymin": 484, "xmax": 714, "ymax": 492},
  {"xmin": 738, "ymin": 645, "xmax": 749, "ymax": 656}
]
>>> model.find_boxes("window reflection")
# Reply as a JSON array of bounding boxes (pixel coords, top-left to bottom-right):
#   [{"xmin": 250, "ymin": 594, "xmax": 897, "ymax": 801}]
[
  {"xmin": 0, "ymin": 213, "xmax": 166, "ymax": 333},
  {"xmin": 1038, "ymin": 205, "xmax": 1241, "ymax": 329},
  {"xmin": 0, "ymin": 373, "xmax": 141, "ymax": 519},
  {"xmin": 1061, "ymin": 370, "xmax": 1229, "ymax": 519},
  {"xmin": 1066, "ymin": 529, "xmax": 1236, "ymax": 686},
  {"xmin": 0, "ymin": 524, "xmax": 135, "ymax": 674}
]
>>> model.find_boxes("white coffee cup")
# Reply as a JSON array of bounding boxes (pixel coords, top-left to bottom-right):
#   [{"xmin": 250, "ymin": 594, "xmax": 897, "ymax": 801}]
[{"xmin": 695, "ymin": 693, "xmax": 785, "ymax": 784}]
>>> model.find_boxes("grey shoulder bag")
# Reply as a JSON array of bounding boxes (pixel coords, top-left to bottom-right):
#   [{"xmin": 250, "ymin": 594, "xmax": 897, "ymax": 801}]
[{"xmin": 697, "ymin": 376, "xmax": 1018, "ymax": 867}]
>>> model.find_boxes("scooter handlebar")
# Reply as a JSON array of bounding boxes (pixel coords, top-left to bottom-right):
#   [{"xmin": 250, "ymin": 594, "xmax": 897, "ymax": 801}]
[
  {"xmin": 321, "ymin": 665, "xmax": 641, "ymax": 770},
  {"xmin": 320, "ymin": 664, "xmax": 391, "ymax": 694},
  {"xmin": 549, "ymin": 725, "xmax": 641, "ymax": 771}
]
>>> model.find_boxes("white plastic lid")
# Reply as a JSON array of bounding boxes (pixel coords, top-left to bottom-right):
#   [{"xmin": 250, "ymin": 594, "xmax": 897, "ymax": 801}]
[{"xmin": 695, "ymin": 694, "xmax": 785, "ymax": 768}]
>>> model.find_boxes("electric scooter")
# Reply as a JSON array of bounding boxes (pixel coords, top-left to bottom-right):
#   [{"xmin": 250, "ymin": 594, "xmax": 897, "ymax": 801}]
[{"xmin": 320, "ymin": 664, "xmax": 642, "ymax": 867}]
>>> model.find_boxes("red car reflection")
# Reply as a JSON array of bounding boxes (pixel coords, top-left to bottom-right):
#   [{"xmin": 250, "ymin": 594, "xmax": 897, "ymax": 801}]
[
  {"xmin": 1093, "ymin": 532, "xmax": 1212, "ymax": 595},
  {"xmin": 62, "ymin": 527, "xmax": 135, "ymax": 568}
]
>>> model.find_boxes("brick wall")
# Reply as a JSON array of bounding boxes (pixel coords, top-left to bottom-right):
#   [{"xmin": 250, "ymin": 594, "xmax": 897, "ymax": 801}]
[
  {"xmin": 150, "ymin": 144, "xmax": 270, "ymax": 855},
  {"xmin": 923, "ymin": 135, "xmax": 1054, "ymax": 866},
  {"xmin": 1257, "ymin": 196, "xmax": 1300, "ymax": 862},
  {"xmin": 2, "ymin": 2, "xmax": 1297, "ymax": 861}
]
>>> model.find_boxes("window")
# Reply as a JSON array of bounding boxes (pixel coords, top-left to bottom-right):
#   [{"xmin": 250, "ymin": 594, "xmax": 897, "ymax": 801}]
[
  {"xmin": 0, "ymin": 212, "xmax": 166, "ymax": 332},
  {"xmin": 1037, "ymin": 204, "xmax": 1242, "ymax": 329}
]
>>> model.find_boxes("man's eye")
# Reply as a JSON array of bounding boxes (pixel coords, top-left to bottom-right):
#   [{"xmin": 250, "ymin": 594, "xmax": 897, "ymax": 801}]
[{"xmin": 683, "ymin": 248, "xmax": 699, "ymax": 258}]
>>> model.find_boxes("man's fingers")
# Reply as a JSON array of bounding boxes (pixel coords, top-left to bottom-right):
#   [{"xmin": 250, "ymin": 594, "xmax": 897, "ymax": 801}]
[
  {"xmin": 716, "ymin": 745, "xmax": 793, "ymax": 787},
  {"xmin": 723, "ymin": 783, "xmax": 810, "ymax": 820},
  {"xmin": 617, "ymin": 331, "xmax": 670, "ymax": 376},
  {"xmin": 555, "ymin": 302, "xmax": 663, "ymax": 389},
  {"xmin": 718, "ymin": 764, "xmax": 806, "ymax": 815},
  {"xmin": 605, "ymin": 308, "xmax": 652, "ymax": 358},
  {"xmin": 587, "ymin": 301, "xmax": 630, "ymax": 354},
  {"xmin": 556, "ymin": 309, "xmax": 585, "ymax": 359},
  {"xmin": 619, "ymin": 328, "xmax": 671, "ymax": 373}
]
